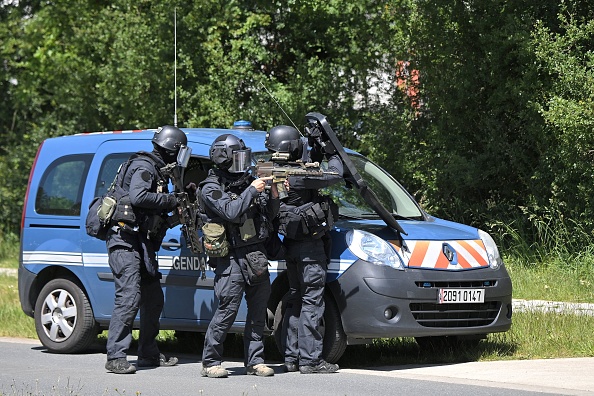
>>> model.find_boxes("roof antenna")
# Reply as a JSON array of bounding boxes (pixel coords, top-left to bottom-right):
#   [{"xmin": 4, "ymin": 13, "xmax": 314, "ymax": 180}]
[
  {"xmin": 173, "ymin": 8, "xmax": 178, "ymax": 127},
  {"xmin": 258, "ymin": 81, "xmax": 303, "ymax": 137}
]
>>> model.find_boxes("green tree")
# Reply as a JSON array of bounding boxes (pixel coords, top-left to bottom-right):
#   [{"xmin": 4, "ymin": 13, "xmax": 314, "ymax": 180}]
[
  {"xmin": 0, "ymin": 0, "xmax": 404, "ymax": 236},
  {"xmin": 529, "ymin": 3, "xmax": 594, "ymax": 247},
  {"xmin": 0, "ymin": 1, "xmax": 42, "ymax": 236},
  {"xmin": 0, "ymin": 0, "xmax": 182, "ymax": 235},
  {"xmin": 178, "ymin": 0, "xmax": 401, "ymax": 140},
  {"xmin": 7, "ymin": 0, "xmax": 593, "ymax": 255}
]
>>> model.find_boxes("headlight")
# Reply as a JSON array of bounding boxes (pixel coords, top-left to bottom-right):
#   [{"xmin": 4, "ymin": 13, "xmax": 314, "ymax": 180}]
[
  {"xmin": 478, "ymin": 229, "xmax": 503, "ymax": 269},
  {"xmin": 345, "ymin": 229, "xmax": 403, "ymax": 270}
]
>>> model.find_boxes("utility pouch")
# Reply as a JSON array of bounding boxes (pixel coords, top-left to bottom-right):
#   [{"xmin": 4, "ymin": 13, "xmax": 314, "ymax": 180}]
[
  {"xmin": 245, "ymin": 250, "xmax": 270, "ymax": 284},
  {"xmin": 112, "ymin": 194, "xmax": 136, "ymax": 224},
  {"xmin": 86, "ymin": 196, "xmax": 110, "ymax": 240},
  {"xmin": 303, "ymin": 203, "xmax": 325, "ymax": 226},
  {"xmin": 306, "ymin": 202, "xmax": 328, "ymax": 239},
  {"xmin": 279, "ymin": 208, "xmax": 307, "ymax": 239},
  {"xmin": 97, "ymin": 196, "xmax": 117, "ymax": 224},
  {"xmin": 202, "ymin": 222, "xmax": 230, "ymax": 258},
  {"xmin": 239, "ymin": 218, "xmax": 257, "ymax": 241}
]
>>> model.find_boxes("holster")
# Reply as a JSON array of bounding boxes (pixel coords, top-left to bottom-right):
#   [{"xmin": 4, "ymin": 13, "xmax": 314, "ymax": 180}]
[{"xmin": 245, "ymin": 250, "xmax": 270, "ymax": 284}]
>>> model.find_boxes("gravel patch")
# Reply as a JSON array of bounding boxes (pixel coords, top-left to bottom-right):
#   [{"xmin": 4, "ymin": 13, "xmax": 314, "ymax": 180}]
[
  {"xmin": 513, "ymin": 299, "xmax": 594, "ymax": 316},
  {"xmin": 0, "ymin": 268, "xmax": 17, "ymax": 276}
]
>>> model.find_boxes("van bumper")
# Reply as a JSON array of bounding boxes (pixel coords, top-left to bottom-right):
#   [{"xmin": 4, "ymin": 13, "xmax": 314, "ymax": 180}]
[
  {"xmin": 18, "ymin": 266, "xmax": 37, "ymax": 318},
  {"xmin": 331, "ymin": 259, "xmax": 513, "ymax": 340}
]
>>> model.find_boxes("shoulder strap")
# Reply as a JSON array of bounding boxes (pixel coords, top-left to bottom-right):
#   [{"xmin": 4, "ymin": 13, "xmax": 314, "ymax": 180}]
[
  {"xmin": 107, "ymin": 152, "xmax": 157, "ymax": 193},
  {"xmin": 121, "ymin": 151, "xmax": 169, "ymax": 187},
  {"xmin": 136, "ymin": 151, "xmax": 170, "ymax": 180},
  {"xmin": 199, "ymin": 170, "xmax": 222, "ymax": 189},
  {"xmin": 135, "ymin": 151, "xmax": 163, "ymax": 166},
  {"xmin": 106, "ymin": 158, "xmax": 132, "ymax": 193}
]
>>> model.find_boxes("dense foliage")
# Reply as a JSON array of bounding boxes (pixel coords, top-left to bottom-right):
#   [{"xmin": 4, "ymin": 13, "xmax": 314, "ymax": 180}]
[{"xmin": 1, "ymin": 0, "xmax": 594, "ymax": 255}]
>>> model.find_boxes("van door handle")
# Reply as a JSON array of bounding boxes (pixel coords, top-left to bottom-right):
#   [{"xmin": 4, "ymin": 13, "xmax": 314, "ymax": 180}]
[{"xmin": 162, "ymin": 239, "xmax": 181, "ymax": 251}]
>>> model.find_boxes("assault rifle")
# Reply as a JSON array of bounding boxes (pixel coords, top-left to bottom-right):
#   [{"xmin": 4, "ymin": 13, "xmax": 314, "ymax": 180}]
[
  {"xmin": 161, "ymin": 145, "xmax": 203, "ymax": 254},
  {"xmin": 255, "ymin": 152, "xmax": 338, "ymax": 199}
]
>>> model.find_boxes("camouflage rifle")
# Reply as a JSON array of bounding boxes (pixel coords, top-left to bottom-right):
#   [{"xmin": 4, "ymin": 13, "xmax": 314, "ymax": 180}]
[
  {"xmin": 161, "ymin": 146, "xmax": 203, "ymax": 255},
  {"xmin": 255, "ymin": 152, "xmax": 338, "ymax": 199}
]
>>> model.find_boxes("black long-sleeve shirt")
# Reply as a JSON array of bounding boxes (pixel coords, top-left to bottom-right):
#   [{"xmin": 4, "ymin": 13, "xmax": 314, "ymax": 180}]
[
  {"xmin": 284, "ymin": 149, "xmax": 344, "ymax": 207},
  {"xmin": 200, "ymin": 169, "xmax": 280, "ymax": 225}
]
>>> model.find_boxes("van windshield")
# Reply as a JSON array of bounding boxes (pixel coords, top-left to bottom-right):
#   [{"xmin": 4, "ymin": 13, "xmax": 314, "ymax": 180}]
[{"xmin": 253, "ymin": 152, "xmax": 424, "ymax": 221}]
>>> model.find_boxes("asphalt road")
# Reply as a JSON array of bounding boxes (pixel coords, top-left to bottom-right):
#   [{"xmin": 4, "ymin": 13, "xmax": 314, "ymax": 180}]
[{"xmin": 1, "ymin": 337, "xmax": 592, "ymax": 396}]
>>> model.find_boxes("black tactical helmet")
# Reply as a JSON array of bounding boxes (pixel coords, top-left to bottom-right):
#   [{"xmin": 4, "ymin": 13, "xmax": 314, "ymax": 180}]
[
  {"xmin": 209, "ymin": 134, "xmax": 248, "ymax": 170},
  {"xmin": 265, "ymin": 125, "xmax": 303, "ymax": 160},
  {"xmin": 152, "ymin": 125, "xmax": 187, "ymax": 153}
]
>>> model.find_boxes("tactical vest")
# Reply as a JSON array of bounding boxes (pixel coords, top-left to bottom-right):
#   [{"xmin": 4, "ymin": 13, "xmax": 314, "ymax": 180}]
[
  {"xmin": 118, "ymin": 151, "xmax": 170, "ymax": 235},
  {"xmin": 278, "ymin": 194, "xmax": 337, "ymax": 240},
  {"xmin": 199, "ymin": 171, "xmax": 270, "ymax": 249}
]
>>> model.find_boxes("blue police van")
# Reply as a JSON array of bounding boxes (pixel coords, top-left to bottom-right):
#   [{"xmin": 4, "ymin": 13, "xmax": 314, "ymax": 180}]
[{"xmin": 18, "ymin": 124, "xmax": 512, "ymax": 362}]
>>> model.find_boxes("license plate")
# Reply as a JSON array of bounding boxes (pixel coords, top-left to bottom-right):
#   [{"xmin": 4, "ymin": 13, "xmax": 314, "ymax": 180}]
[{"xmin": 438, "ymin": 288, "xmax": 484, "ymax": 304}]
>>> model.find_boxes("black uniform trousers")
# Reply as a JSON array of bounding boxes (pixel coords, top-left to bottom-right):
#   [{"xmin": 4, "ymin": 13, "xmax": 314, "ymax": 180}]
[
  {"xmin": 106, "ymin": 244, "xmax": 163, "ymax": 361},
  {"xmin": 202, "ymin": 251, "xmax": 271, "ymax": 368},
  {"xmin": 282, "ymin": 237, "xmax": 328, "ymax": 366}
]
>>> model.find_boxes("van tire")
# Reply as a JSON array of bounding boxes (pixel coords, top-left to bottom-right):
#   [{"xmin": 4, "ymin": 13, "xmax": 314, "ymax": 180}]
[
  {"xmin": 321, "ymin": 295, "xmax": 348, "ymax": 363},
  {"xmin": 273, "ymin": 291, "xmax": 347, "ymax": 364},
  {"xmin": 34, "ymin": 278, "xmax": 97, "ymax": 353}
]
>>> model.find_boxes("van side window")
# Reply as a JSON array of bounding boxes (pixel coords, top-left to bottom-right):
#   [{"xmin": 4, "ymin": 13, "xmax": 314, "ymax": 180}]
[
  {"xmin": 184, "ymin": 157, "xmax": 213, "ymax": 187},
  {"xmin": 95, "ymin": 153, "xmax": 133, "ymax": 197},
  {"xmin": 36, "ymin": 154, "xmax": 92, "ymax": 216}
]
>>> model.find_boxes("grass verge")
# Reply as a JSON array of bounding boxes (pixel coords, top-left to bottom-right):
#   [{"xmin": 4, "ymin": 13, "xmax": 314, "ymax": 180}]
[{"xmin": 0, "ymin": 274, "xmax": 36, "ymax": 338}]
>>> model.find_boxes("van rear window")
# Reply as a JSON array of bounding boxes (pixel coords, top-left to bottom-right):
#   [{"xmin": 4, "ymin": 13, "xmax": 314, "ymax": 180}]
[
  {"xmin": 35, "ymin": 154, "xmax": 92, "ymax": 216},
  {"xmin": 95, "ymin": 153, "xmax": 133, "ymax": 197}
]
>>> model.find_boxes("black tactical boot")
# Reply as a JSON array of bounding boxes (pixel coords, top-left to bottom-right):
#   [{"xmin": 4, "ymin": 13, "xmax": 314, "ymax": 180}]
[
  {"xmin": 105, "ymin": 358, "xmax": 136, "ymax": 374},
  {"xmin": 299, "ymin": 360, "xmax": 339, "ymax": 374},
  {"xmin": 137, "ymin": 353, "xmax": 178, "ymax": 367}
]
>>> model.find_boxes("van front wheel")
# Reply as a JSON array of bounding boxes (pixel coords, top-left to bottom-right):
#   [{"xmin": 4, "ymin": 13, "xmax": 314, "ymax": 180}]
[
  {"xmin": 34, "ymin": 278, "xmax": 97, "ymax": 353},
  {"xmin": 273, "ymin": 291, "xmax": 347, "ymax": 364}
]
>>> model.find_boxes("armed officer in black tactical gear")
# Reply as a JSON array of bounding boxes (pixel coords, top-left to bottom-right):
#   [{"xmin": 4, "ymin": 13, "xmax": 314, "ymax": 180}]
[
  {"xmin": 200, "ymin": 134, "xmax": 280, "ymax": 378},
  {"xmin": 266, "ymin": 125, "xmax": 344, "ymax": 374},
  {"xmin": 104, "ymin": 125, "xmax": 183, "ymax": 374}
]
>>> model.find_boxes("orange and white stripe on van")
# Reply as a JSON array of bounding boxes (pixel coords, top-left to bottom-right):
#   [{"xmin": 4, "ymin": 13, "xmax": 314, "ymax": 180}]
[{"xmin": 389, "ymin": 240, "xmax": 489, "ymax": 270}]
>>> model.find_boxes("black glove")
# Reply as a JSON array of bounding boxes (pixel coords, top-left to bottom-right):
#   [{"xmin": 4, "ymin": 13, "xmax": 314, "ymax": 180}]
[
  {"xmin": 309, "ymin": 144, "xmax": 325, "ymax": 163},
  {"xmin": 306, "ymin": 124, "xmax": 336, "ymax": 156},
  {"xmin": 166, "ymin": 194, "xmax": 178, "ymax": 210},
  {"xmin": 185, "ymin": 182, "xmax": 197, "ymax": 195}
]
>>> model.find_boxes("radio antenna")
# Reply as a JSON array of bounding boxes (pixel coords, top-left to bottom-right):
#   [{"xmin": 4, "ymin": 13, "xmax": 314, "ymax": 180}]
[
  {"xmin": 258, "ymin": 81, "xmax": 303, "ymax": 136},
  {"xmin": 173, "ymin": 8, "xmax": 178, "ymax": 127}
]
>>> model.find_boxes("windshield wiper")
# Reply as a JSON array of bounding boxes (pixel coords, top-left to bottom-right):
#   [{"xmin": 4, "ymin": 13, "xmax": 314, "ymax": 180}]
[
  {"xmin": 392, "ymin": 214, "xmax": 416, "ymax": 221},
  {"xmin": 339, "ymin": 213, "xmax": 367, "ymax": 220},
  {"xmin": 359, "ymin": 213, "xmax": 381, "ymax": 218},
  {"xmin": 358, "ymin": 212, "xmax": 416, "ymax": 221}
]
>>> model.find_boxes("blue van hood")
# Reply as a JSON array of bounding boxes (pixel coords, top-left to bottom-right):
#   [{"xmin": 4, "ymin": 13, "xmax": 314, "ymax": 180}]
[
  {"xmin": 401, "ymin": 217, "xmax": 479, "ymax": 240},
  {"xmin": 335, "ymin": 216, "xmax": 479, "ymax": 241}
]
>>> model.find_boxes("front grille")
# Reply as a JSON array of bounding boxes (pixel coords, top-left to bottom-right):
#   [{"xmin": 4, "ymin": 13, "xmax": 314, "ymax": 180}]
[
  {"xmin": 415, "ymin": 280, "xmax": 497, "ymax": 288},
  {"xmin": 410, "ymin": 301, "xmax": 500, "ymax": 328}
]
